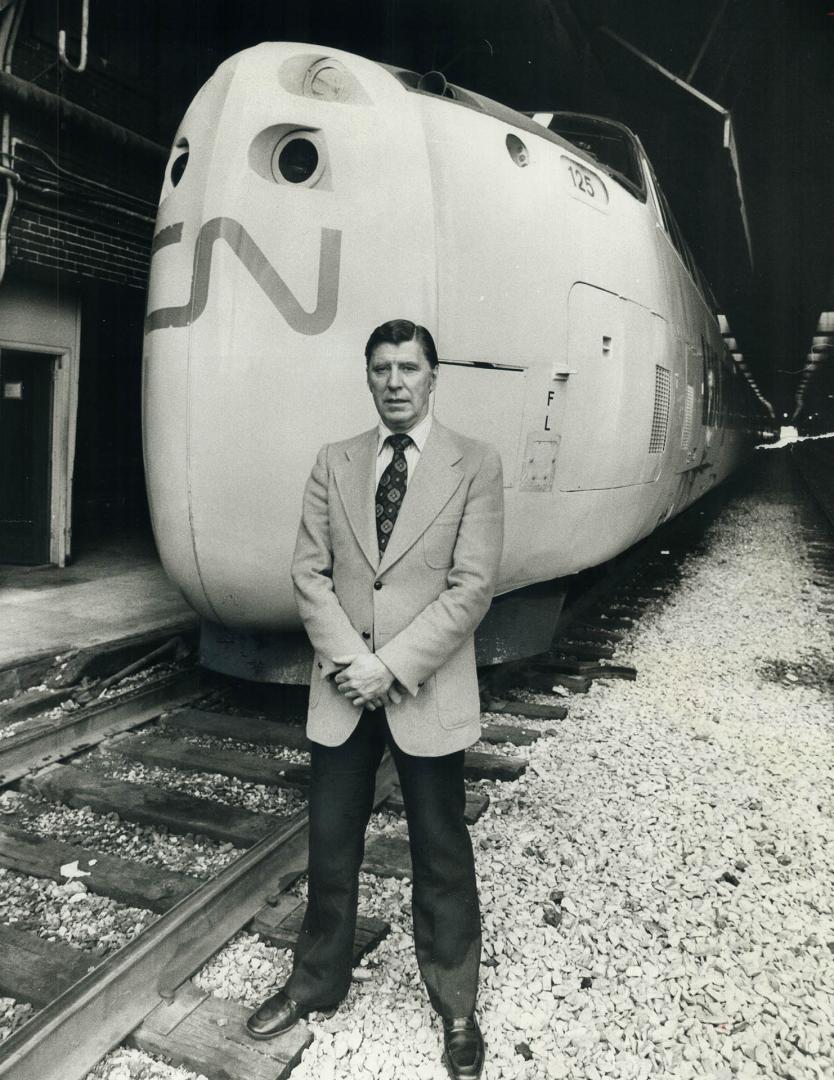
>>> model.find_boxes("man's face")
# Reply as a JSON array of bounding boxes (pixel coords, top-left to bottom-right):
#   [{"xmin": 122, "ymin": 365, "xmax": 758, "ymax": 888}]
[{"xmin": 366, "ymin": 339, "xmax": 437, "ymax": 432}]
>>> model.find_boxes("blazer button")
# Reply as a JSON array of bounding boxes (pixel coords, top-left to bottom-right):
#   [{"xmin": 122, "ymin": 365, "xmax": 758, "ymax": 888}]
[
  {"xmin": 362, "ymin": 631, "xmax": 370, "ymax": 640},
  {"xmin": 417, "ymin": 681, "xmax": 424, "ymax": 688},
  {"xmin": 317, "ymin": 661, "xmax": 323, "ymax": 669},
  {"xmin": 374, "ymin": 580, "xmax": 383, "ymax": 590}
]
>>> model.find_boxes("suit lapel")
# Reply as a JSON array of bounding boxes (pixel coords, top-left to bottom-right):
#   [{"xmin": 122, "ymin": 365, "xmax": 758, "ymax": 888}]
[
  {"xmin": 377, "ymin": 421, "xmax": 464, "ymax": 574},
  {"xmin": 333, "ymin": 429, "xmax": 379, "ymax": 571}
]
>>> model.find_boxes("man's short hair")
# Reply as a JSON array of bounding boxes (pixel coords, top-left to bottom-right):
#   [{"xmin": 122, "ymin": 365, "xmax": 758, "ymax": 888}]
[{"xmin": 364, "ymin": 320, "xmax": 439, "ymax": 369}]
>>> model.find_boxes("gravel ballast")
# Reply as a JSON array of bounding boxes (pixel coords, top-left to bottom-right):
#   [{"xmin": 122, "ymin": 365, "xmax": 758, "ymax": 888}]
[
  {"xmin": 14, "ymin": 456, "xmax": 830, "ymax": 1080},
  {"xmin": 267, "ymin": 460, "xmax": 832, "ymax": 1080}
]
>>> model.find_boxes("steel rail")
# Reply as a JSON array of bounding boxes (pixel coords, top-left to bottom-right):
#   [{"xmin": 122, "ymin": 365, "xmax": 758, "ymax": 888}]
[
  {"xmin": 0, "ymin": 667, "xmax": 202, "ymax": 786},
  {"xmin": 0, "ymin": 751, "xmax": 399, "ymax": 1079}
]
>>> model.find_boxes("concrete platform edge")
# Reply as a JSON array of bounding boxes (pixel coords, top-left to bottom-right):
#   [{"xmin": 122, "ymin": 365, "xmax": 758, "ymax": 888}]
[{"xmin": 0, "ymin": 617, "xmax": 200, "ymax": 702}]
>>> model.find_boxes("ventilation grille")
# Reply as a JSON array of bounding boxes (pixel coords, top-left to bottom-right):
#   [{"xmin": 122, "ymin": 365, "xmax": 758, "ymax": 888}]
[
  {"xmin": 649, "ymin": 365, "xmax": 671, "ymax": 454},
  {"xmin": 680, "ymin": 385, "xmax": 694, "ymax": 449}
]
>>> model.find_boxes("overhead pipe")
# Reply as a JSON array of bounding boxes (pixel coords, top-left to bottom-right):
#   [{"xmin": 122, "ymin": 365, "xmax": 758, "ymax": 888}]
[
  {"xmin": 0, "ymin": 68, "xmax": 167, "ymax": 161},
  {"xmin": 601, "ymin": 26, "xmax": 754, "ymax": 271}
]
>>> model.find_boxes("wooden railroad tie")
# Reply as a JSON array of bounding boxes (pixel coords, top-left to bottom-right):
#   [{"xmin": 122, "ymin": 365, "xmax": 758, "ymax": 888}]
[
  {"xmin": 362, "ymin": 834, "xmax": 413, "ymax": 880},
  {"xmin": 131, "ymin": 985, "xmax": 312, "ymax": 1080},
  {"xmin": 478, "ymin": 721, "xmax": 543, "ymax": 746},
  {"xmin": 523, "ymin": 670, "xmax": 592, "ymax": 694},
  {"xmin": 582, "ymin": 614, "xmax": 635, "ymax": 630},
  {"xmin": 384, "ymin": 783, "xmax": 490, "ymax": 824},
  {"xmin": 532, "ymin": 658, "xmax": 638, "ymax": 682},
  {"xmin": 0, "ymin": 821, "xmax": 200, "ymax": 912},
  {"xmin": 561, "ymin": 625, "xmax": 627, "ymax": 643},
  {"xmin": 0, "ymin": 925, "xmax": 95, "ymax": 1008},
  {"xmin": 113, "ymin": 735, "xmax": 310, "ymax": 789},
  {"xmin": 485, "ymin": 699, "xmax": 567, "ymax": 721},
  {"xmin": 22, "ymin": 764, "xmax": 286, "ymax": 848},
  {"xmin": 550, "ymin": 641, "xmax": 617, "ymax": 661},
  {"xmin": 463, "ymin": 751, "xmax": 527, "ymax": 783},
  {"xmin": 164, "ymin": 708, "xmax": 311, "ymax": 751},
  {"xmin": 250, "ymin": 894, "xmax": 389, "ymax": 965}
]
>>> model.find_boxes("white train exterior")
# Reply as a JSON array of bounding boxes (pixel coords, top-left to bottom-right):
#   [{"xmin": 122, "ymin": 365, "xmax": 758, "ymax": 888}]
[{"xmin": 142, "ymin": 42, "xmax": 760, "ymax": 679}]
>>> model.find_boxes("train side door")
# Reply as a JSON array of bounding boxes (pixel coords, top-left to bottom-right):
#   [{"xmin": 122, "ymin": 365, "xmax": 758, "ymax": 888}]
[
  {"xmin": 558, "ymin": 284, "xmax": 666, "ymax": 490},
  {"xmin": 0, "ymin": 350, "xmax": 55, "ymax": 564}
]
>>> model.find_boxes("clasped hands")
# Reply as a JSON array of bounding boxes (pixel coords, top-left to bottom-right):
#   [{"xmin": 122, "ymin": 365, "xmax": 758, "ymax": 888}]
[{"xmin": 332, "ymin": 653, "xmax": 403, "ymax": 710}]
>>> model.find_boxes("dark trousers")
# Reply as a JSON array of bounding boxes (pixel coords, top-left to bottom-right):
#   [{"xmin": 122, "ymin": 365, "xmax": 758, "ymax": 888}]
[{"xmin": 285, "ymin": 708, "xmax": 481, "ymax": 1018}]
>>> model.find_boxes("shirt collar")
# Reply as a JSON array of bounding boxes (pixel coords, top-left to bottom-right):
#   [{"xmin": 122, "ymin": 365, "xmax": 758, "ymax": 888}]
[{"xmin": 377, "ymin": 411, "xmax": 433, "ymax": 455}]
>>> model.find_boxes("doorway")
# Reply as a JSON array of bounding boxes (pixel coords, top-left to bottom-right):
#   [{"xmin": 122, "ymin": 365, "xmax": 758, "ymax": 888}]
[{"xmin": 0, "ymin": 349, "xmax": 56, "ymax": 564}]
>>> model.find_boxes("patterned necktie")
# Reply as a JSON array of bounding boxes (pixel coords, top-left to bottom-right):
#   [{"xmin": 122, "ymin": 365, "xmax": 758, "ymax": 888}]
[{"xmin": 376, "ymin": 433, "xmax": 413, "ymax": 554}]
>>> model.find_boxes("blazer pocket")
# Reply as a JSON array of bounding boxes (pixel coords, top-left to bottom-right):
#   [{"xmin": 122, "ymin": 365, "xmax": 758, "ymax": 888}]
[
  {"xmin": 436, "ymin": 638, "xmax": 480, "ymax": 729},
  {"xmin": 423, "ymin": 519, "xmax": 459, "ymax": 569}
]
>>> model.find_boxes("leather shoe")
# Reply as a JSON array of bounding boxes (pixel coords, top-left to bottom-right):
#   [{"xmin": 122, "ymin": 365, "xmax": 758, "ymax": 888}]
[
  {"xmin": 245, "ymin": 988, "xmax": 336, "ymax": 1041},
  {"xmin": 442, "ymin": 1014, "xmax": 485, "ymax": 1079}
]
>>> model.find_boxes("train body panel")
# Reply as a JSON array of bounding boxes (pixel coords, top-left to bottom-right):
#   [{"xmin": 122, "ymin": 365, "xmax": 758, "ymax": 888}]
[{"xmin": 142, "ymin": 43, "xmax": 761, "ymax": 670}]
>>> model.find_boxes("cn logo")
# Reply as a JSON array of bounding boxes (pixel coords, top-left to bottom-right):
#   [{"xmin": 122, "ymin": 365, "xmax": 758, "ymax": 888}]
[{"xmin": 144, "ymin": 218, "xmax": 341, "ymax": 336}]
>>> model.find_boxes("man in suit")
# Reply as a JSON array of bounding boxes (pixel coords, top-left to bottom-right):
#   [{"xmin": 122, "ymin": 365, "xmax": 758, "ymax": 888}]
[{"xmin": 247, "ymin": 319, "xmax": 504, "ymax": 1079}]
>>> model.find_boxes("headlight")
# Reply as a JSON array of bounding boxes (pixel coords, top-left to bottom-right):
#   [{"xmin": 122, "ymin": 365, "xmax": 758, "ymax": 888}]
[
  {"xmin": 273, "ymin": 135, "xmax": 319, "ymax": 184},
  {"xmin": 278, "ymin": 54, "xmax": 371, "ymax": 104},
  {"xmin": 269, "ymin": 130, "xmax": 325, "ymax": 187},
  {"xmin": 303, "ymin": 59, "xmax": 348, "ymax": 101}
]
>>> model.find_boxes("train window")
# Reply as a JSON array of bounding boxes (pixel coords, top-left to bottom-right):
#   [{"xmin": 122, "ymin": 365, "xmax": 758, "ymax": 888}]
[
  {"xmin": 506, "ymin": 134, "xmax": 530, "ymax": 167},
  {"xmin": 661, "ymin": 193, "xmax": 687, "ymax": 265},
  {"xmin": 655, "ymin": 181, "xmax": 716, "ymax": 311},
  {"xmin": 701, "ymin": 336, "xmax": 722, "ymax": 428},
  {"xmin": 545, "ymin": 113, "xmax": 643, "ymax": 195},
  {"xmin": 170, "ymin": 139, "xmax": 189, "ymax": 188}
]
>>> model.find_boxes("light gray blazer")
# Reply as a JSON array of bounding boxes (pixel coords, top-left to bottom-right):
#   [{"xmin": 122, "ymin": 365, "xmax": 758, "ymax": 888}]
[{"xmin": 290, "ymin": 419, "xmax": 504, "ymax": 756}]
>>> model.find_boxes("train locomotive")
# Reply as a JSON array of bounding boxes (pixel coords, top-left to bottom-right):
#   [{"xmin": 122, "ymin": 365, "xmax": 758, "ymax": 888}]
[{"xmin": 142, "ymin": 42, "xmax": 762, "ymax": 681}]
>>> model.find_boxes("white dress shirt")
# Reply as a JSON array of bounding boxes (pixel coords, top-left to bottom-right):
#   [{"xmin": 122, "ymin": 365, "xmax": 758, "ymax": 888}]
[{"xmin": 375, "ymin": 412, "xmax": 433, "ymax": 486}]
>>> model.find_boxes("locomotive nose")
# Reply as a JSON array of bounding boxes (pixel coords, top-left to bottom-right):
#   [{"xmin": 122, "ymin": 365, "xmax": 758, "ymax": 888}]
[{"xmin": 143, "ymin": 44, "xmax": 438, "ymax": 633}]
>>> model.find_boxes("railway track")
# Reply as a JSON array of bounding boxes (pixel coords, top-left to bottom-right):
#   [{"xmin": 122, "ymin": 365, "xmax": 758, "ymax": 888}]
[
  {"xmin": 789, "ymin": 441, "xmax": 834, "ymax": 635},
  {"xmin": 790, "ymin": 438, "xmax": 834, "ymax": 535},
  {"xmin": 0, "ymin": 658, "xmax": 545, "ymax": 1078},
  {"xmin": 0, "ymin": 478, "xmax": 749, "ymax": 1080}
]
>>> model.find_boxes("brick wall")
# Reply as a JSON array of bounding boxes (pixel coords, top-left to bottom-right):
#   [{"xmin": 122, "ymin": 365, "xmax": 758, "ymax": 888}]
[{"xmin": 9, "ymin": 208, "xmax": 151, "ymax": 291}]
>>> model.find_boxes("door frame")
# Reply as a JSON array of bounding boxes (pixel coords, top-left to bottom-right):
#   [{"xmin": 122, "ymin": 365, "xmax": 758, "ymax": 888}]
[{"xmin": 0, "ymin": 338, "xmax": 77, "ymax": 566}]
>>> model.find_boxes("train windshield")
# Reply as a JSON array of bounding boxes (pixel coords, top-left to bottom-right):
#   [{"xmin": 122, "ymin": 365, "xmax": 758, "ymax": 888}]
[{"xmin": 544, "ymin": 113, "xmax": 644, "ymax": 197}]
